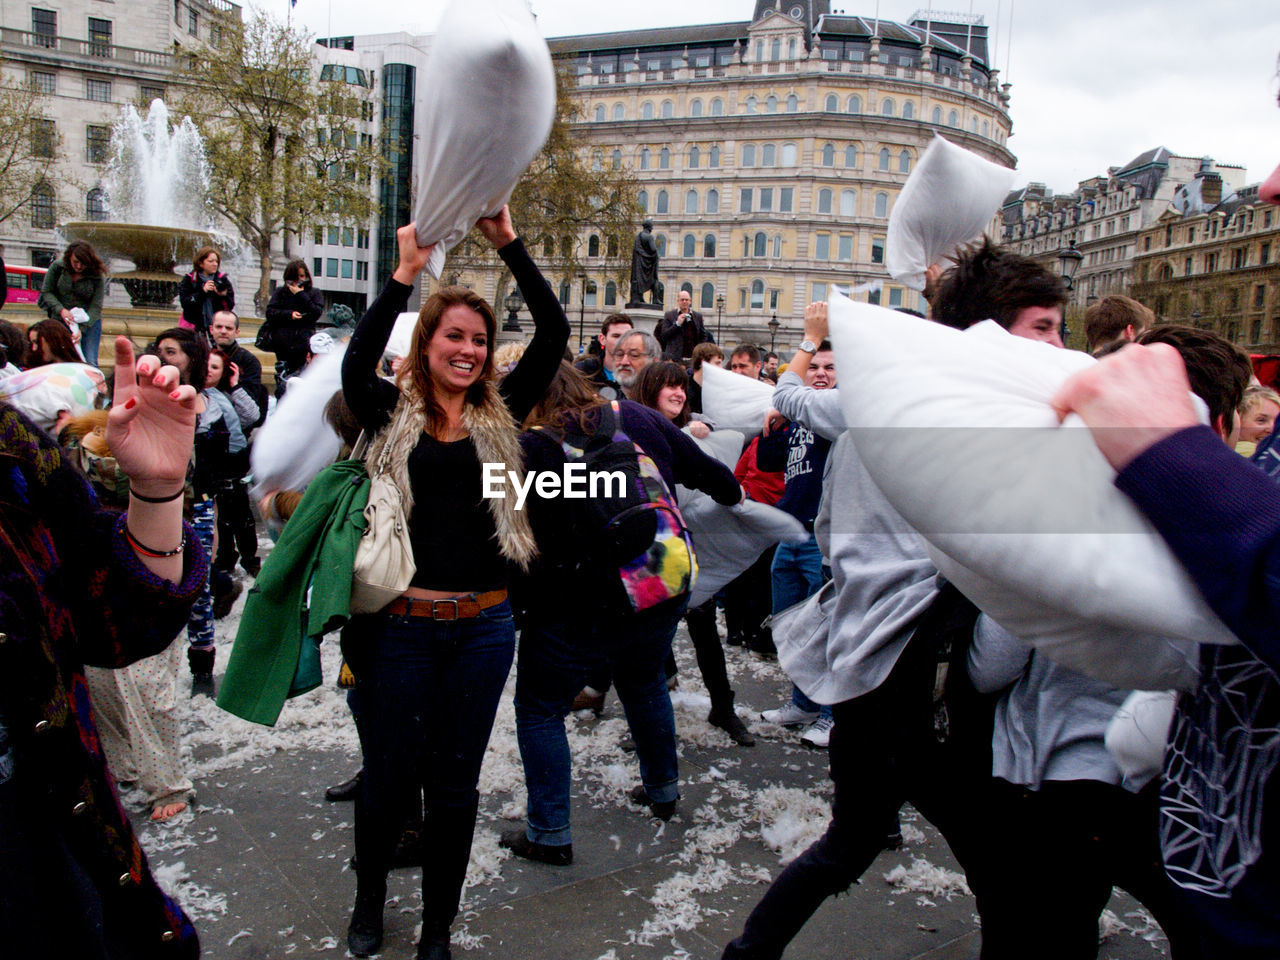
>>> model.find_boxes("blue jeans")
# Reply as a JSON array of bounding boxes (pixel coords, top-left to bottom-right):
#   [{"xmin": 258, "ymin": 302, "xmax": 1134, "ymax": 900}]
[
  {"xmin": 79, "ymin": 318, "xmax": 102, "ymax": 368},
  {"xmin": 771, "ymin": 536, "xmax": 832, "ymax": 718},
  {"xmin": 354, "ymin": 601, "xmax": 514, "ymax": 889},
  {"xmin": 514, "ymin": 597, "xmax": 687, "ymax": 846}
]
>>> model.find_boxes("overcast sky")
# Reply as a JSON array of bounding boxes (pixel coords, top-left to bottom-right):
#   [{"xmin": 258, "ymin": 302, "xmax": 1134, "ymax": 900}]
[{"xmin": 259, "ymin": 0, "xmax": 1278, "ymax": 196}]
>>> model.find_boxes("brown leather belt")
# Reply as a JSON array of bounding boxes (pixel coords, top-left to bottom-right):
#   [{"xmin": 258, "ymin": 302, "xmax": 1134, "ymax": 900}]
[{"xmin": 384, "ymin": 590, "xmax": 507, "ymax": 621}]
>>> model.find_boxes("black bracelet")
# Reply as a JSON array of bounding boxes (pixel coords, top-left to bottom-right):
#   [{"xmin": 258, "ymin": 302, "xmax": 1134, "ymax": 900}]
[
  {"xmin": 129, "ymin": 485, "xmax": 185, "ymax": 503},
  {"xmin": 124, "ymin": 527, "xmax": 187, "ymax": 558}
]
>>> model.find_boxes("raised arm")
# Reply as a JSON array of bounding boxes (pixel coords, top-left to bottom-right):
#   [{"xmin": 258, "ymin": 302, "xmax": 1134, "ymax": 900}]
[{"xmin": 491, "ymin": 208, "xmax": 570, "ymax": 423}]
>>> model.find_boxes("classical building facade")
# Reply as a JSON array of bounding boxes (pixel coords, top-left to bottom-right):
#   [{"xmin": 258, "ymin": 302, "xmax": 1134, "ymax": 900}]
[
  {"xmin": 1001, "ymin": 148, "xmax": 1247, "ymax": 310},
  {"xmin": 1130, "ymin": 183, "xmax": 1280, "ymax": 352},
  {"xmin": 512, "ymin": 1, "xmax": 1014, "ymax": 349}
]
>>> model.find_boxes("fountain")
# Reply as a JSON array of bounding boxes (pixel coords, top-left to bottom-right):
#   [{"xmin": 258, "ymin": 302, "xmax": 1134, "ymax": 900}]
[{"xmin": 62, "ymin": 101, "xmax": 218, "ymax": 308}]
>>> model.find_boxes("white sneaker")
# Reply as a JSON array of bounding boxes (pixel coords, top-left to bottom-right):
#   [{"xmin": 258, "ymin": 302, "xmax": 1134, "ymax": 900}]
[
  {"xmin": 800, "ymin": 714, "xmax": 835, "ymax": 749},
  {"xmin": 761, "ymin": 702, "xmax": 821, "ymax": 727}
]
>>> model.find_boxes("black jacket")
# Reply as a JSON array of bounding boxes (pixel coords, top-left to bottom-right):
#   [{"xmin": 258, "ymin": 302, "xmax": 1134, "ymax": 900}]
[
  {"xmin": 178, "ymin": 271, "xmax": 234, "ymax": 334},
  {"xmin": 262, "ymin": 285, "xmax": 325, "ymax": 361},
  {"xmin": 655, "ymin": 308, "xmax": 713, "ymax": 362}
]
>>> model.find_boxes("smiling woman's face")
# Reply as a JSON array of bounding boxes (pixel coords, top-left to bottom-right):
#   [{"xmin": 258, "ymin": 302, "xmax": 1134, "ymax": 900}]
[{"xmin": 425, "ymin": 304, "xmax": 488, "ymax": 397}]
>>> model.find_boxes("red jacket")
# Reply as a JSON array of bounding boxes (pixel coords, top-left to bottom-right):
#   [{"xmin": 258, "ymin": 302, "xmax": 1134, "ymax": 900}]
[{"xmin": 734, "ymin": 437, "xmax": 784, "ymax": 505}]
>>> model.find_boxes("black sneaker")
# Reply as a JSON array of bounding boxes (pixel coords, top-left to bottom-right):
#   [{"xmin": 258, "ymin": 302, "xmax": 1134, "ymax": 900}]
[
  {"xmin": 241, "ymin": 556, "xmax": 262, "ymax": 577},
  {"xmin": 499, "ymin": 827, "xmax": 573, "ymax": 866},
  {"xmin": 628, "ymin": 784, "xmax": 677, "ymax": 822}
]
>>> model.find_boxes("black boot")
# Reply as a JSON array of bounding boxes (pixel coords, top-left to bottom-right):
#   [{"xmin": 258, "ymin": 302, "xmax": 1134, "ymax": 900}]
[
  {"xmin": 419, "ymin": 798, "xmax": 479, "ymax": 958},
  {"xmin": 325, "ymin": 771, "xmax": 362, "ymax": 803},
  {"xmin": 346, "ymin": 881, "xmax": 385, "ymax": 957},
  {"xmin": 188, "ymin": 646, "xmax": 215, "ymax": 698},
  {"xmin": 708, "ymin": 702, "xmax": 756, "ymax": 747}
]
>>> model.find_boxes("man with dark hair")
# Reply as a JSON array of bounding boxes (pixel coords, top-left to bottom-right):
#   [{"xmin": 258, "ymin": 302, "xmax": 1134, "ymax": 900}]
[
  {"xmin": 209, "ymin": 310, "xmax": 267, "ymax": 428},
  {"xmin": 1085, "ymin": 295, "xmax": 1155, "ymax": 355},
  {"xmin": 574, "ymin": 314, "xmax": 633, "ymax": 400},
  {"xmin": 687, "ymin": 342, "xmax": 724, "ymax": 415},
  {"xmin": 761, "ymin": 351, "xmax": 779, "ymax": 384},
  {"xmin": 1135, "ymin": 325, "xmax": 1250, "ymax": 436},
  {"xmin": 656, "ymin": 289, "xmax": 713, "ymax": 362},
  {"xmin": 729, "ymin": 344, "xmax": 763, "ymax": 379},
  {"xmin": 930, "ymin": 237, "xmax": 1067, "ymax": 344}
]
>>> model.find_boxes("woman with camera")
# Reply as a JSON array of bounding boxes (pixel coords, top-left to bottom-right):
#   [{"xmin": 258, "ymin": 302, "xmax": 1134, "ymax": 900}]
[
  {"xmin": 262, "ymin": 259, "xmax": 326, "ymax": 390},
  {"xmin": 178, "ymin": 246, "xmax": 235, "ymax": 340}
]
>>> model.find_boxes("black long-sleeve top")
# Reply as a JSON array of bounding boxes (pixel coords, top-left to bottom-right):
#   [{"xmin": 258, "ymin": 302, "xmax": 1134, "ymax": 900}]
[
  {"xmin": 264, "ymin": 285, "xmax": 326, "ymax": 361},
  {"xmin": 514, "ymin": 400, "xmax": 740, "ymax": 615},
  {"xmin": 342, "ymin": 239, "xmax": 569, "ymax": 591}
]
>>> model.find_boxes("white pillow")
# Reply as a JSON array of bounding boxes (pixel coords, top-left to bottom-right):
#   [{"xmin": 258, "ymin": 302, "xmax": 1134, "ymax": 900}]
[
  {"xmin": 411, "ymin": 0, "xmax": 555, "ymax": 279},
  {"xmin": 250, "ymin": 346, "xmax": 344, "ymax": 499},
  {"xmin": 885, "ymin": 135, "xmax": 1015, "ymax": 291},
  {"xmin": 827, "ymin": 291, "xmax": 1231, "ymax": 691},
  {"xmin": 0, "ymin": 362, "xmax": 108, "ymax": 430},
  {"xmin": 700, "ymin": 361, "xmax": 775, "ymax": 436},
  {"xmin": 676, "ymin": 429, "xmax": 807, "ymax": 607}
]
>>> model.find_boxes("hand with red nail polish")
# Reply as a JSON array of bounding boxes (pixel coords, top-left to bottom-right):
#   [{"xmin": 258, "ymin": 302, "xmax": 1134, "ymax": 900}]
[{"xmin": 106, "ymin": 336, "xmax": 198, "ymax": 495}]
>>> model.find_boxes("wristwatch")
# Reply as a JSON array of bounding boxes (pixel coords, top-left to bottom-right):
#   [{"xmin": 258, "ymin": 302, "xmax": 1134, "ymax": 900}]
[{"xmin": 797, "ymin": 340, "xmax": 817, "ymax": 354}]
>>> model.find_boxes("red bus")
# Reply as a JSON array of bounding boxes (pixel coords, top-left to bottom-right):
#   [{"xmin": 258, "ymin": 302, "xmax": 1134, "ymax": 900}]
[{"xmin": 5, "ymin": 265, "xmax": 47, "ymax": 304}]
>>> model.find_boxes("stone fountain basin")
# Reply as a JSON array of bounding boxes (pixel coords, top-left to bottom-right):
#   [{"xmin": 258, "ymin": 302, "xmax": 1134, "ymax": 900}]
[{"xmin": 62, "ymin": 222, "xmax": 217, "ymax": 275}]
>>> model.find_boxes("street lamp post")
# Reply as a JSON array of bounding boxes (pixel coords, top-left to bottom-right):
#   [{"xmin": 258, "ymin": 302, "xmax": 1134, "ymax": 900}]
[
  {"xmin": 576, "ymin": 270, "xmax": 588, "ymax": 355},
  {"xmin": 1056, "ymin": 239, "xmax": 1084, "ymax": 344},
  {"xmin": 715, "ymin": 293, "xmax": 725, "ymax": 343},
  {"xmin": 767, "ymin": 313, "xmax": 780, "ymax": 353},
  {"xmin": 503, "ymin": 290, "xmax": 522, "ymax": 333}
]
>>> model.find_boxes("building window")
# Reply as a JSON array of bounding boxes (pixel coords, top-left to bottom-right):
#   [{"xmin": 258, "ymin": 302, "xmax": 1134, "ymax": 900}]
[
  {"xmin": 838, "ymin": 235, "xmax": 853, "ymax": 261},
  {"xmin": 762, "ymin": 144, "xmax": 776, "ymax": 167},
  {"xmin": 357, "ymin": 262, "xmax": 369, "ymax": 281},
  {"xmin": 31, "ymin": 181, "xmax": 54, "ymax": 229},
  {"xmin": 773, "ymin": 235, "xmax": 783, "ymax": 258},
  {"xmin": 871, "ymin": 237, "xmax": 885, "ymax": 263},
  {"xmin": 593, "ymin": 105, "xmax": 605, "ymax": 122},
  {"xmin": 611, "ymin": 148, "xmax": 622, "ymax": 170},
  {"xmin": 902, "ymin": 101, "xmax": 915, "ymax": 120},
  {"xmin": 86, "ymin": 78, "xmax": 111, "ymax": 102},
  {"xmin": 759, "ymin": 188, "xmax": 773, "ymax": 211},
  {"xmin": 821, "ymin": 143, "xmax": 835, "ymax": 166},
  {"xmin": 701, "ymin": 282, "xmax": 715, "ymax": 309},
  {"xmin": 341, "ymin": 259, "xmax": 353, "ymax": 279},
  {"xmin": 32, "ymin": 8, "xmax": 57, "ymax": 48},
  {"xmin": 889, "ymin": 287, "xmax": 903, "ymax": 307},
  {"xmin": 588, "ymin": 235, "xmax": 600, "ymax": 257},
  {"xmin": 786, "ymin": 93, "xmax": 798, "ymax": 112},
  {"xmin": 881, "ymin": 98, "xmax": 894, "ymax": 116},
  {"xmin": 898, "ymin": 149, "xmax": 911, "ymax": 173},
  {"xmin": 88, "ymin": 17, "xmax": 112, "ymax": 56},
  {"xmin": 313, "ymin": 257, "xmax": 323, "ymax": 277},
  {"xmin": 815, "ymin": 234, "xmax": 831, "ymax": 260},
  {"xmin": 30, "ymin": 70, "xmax": 55, "ymax": 95},
  {"xmin": 706, "ymin": 189, "xmax": 719, "ymax": 213},
  {"xmin": 685, "ymin": 189, "xmax": 698, "ymax": 214},
  {"xmin": 639, "ymin": 147, "xmax": 650, "ymax": 170},
  {"xmin": 314, "ymin": 226, "xmax": 324, "ymax": 244},
  {"xmin": 690, "ymin": 99, "xmax": 703, "ymax": 118},
  {"xmin": 613, "ymin": 103, "xmax": 625, "ymax": 121},
  {"xmin": 85, "ymin": 124, "xmax": 110, "ymax": 163},
  {"xmin": 1262, "ymin": 242, "xmax": 1272, "ymax": 265},
  {"xmin": 840, "ymin": 190, "xmax": 856, "ymax": 216},
  {"xmin": 781, "ymin": 143, "xmax": 797, "ymax": 166},
  {"xmin": 591, "ymin": 149, "xmax": 603, "ymax": 171},
  {"xmin": 682, "ymin": 234, "xmax": 696, "ymax": 257},
  {"xmin": 754, "ymin": 232, "xmax": 767, "ymax": 257},
  {"xmin": 771, "ymin": 38, "xmax": 781, "ymax": 61},
  {"xmin": 85, "ymin": 186, "xmax": 107, "ymax": 221},
  {"xmin": 326, "ymin": 258, "xmax": 339, "ymax": 278},
  {"xmin": 845, "ymin": 144, "xmax": 858, "ymax": 167},
  {"xmin": 711, "ymin": 98, "xmax": 724, "ymax": 116},
  {"xmin": 868, "ymin": 289, "xmax": 881, "ymax": 305},
  {"xmin": 825, "ymin": 94, "xmax": 838, "ymax": 111},
  {"xmin": 739, "ymin": 189, "xmax": 752, "ymax": 213},
  {"xmin": 605, "ymin": 281, "xmax": 617, "ymax": 306},
  {"xmin": 878, "ymin": 147, "xmax": 890, "ymax": 171},
  {"xmin": 704, "ymin": 234, "xmax": 716, "ymax": 257},
  {"xmin": 689, "ymin": 146, "xmax": 700, "ymax": 168},
  {"xmin": 812, "ymin": 282, "xmax": 827, "ymax": 302},
  {"xmin": 847, "ymin": 95, "xmax": 861, "ymax": 114},
  {"xmin": 709, "ymin": 145, "xmax": 720, "ymax": 167},
  {"xmin": 659, "ymin": 147, "xmax": 670, "ymax": 169},
  {"xmin": 584, "ymin": 280, "xmax": 598, "ymax": 306},
  {"xmin": 874, "ymin": 192, "xmax": 889, "ymax": 218},
  {"xmin": 751, "ymin": 279, "xmax": 764, "ymax": 309},
  {"xmin": 641, "ymin": 102, "xmax": 654, "ymax": 120},
  {"xmin": 780, "ymin": 188, "xmax": 794, "ymax": 212},
  {"xmin": 327, "ymin": 225, "xmax": 340, "ymax": 245},
  {"xmin": 948, "ymin": 110, "xmax": 959, "ymax": 127},
  {"xmin": 656, "ymin": 190, "xmax": 669, "ymax": 214},
  {"xmin": 661, "ymin": 100, "xmax": 674, "ymax": 119},
  {"xmin": 140, "ymin": 83, "xmax": 164, "ymax": 103},
  {"xmin": 187, "ymin": 7, "xmax": 199, "ymax": 34},
  {"xmin": 744, "ymin": 96, "xmax": 757, "ymax": 114},
  {"xmin": 31, "ymin": 119, "xmax": 55, "ymax": 159},
  {"xmin": 656, "ymin": 234, "xmax": 667, "ymax": 257},
  {"xmin": 817, "ymin": 189, "xmax": 833, "ymax": 214},
  {"xmin": 741, "ymin": 144, "xmax": 756, "ymax": 166},
  {"xmin": 358, "ymin": 229, "xmax": 370, "ymax": 249},
  {"xmin": 932, "ymin": 106, "xmax": 942, "ymax": 124}
]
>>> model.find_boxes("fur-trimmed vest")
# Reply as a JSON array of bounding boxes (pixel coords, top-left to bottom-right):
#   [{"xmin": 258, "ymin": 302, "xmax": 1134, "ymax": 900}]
[{"xmin": 365, "ymin": 380, "xmax": 538, "ymax": 569}]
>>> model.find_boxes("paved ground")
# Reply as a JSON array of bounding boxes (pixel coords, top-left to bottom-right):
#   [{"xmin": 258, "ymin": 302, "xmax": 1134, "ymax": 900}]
[{"xmin": 127, "ymin": 585, "xmax": 1173, "ymax": 960}]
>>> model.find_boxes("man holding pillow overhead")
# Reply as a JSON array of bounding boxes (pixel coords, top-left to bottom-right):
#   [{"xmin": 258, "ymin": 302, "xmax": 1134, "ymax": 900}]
[{"xmin": 723, "ymin": 239, "xmax": 1071, "ymax": 960}]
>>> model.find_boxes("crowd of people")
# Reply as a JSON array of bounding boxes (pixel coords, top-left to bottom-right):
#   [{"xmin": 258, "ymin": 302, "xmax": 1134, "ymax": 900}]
[{"xmin": 1, "ymin": 110, "xmax": 1279, "ymax": 960}]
